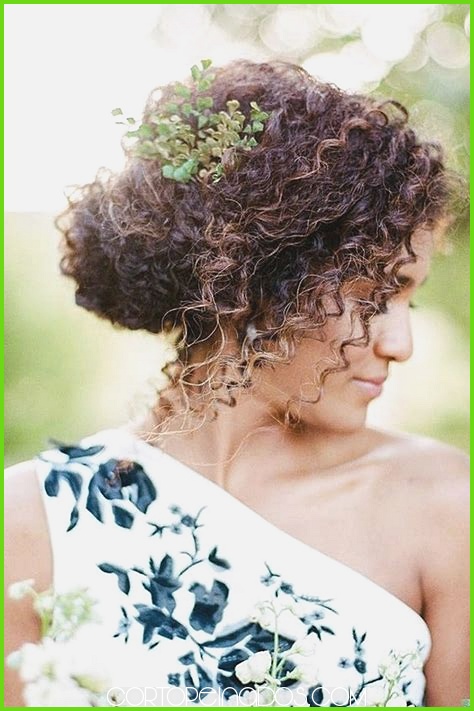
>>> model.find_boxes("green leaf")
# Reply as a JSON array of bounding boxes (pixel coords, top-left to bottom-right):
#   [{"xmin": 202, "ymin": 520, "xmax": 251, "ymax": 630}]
[
  {"xmin": 191, "ymin": 65, "xmax": 201, "ymax": 81},
  {"xmin": 211, "ymin": 163, "xmax": 224, "ymax": 182},
  {"xmin": 198, "ymin": 79, "xmax": 211, "ymax": 92},
  {"xmin": 175, "ymin": 84, "xmax": 191, "ymax": 99},
  {"xmin": 173, "ymin": 168, "xmax": 186, "ymax": 182},
  {"xmin": 201, "ymin": 59, "xmax": 212, "ymax": 71},
  {"xmin": 162, "ymin": 164, "xmax": 175, "ymax": 179},
  {"xmin": 126, "ymin": 117, "xmax": 136, "ymax": 125},
  {"xmin": 181, "ymin": 102, "xmax": 193, "ymax": 117},
  {"xmin": 251, "ymin": 110, "xmax": 269, "ymax": 123},
  {"xmin": 173, "ymin": 166, "xmax": 192, "ymax": 183},
  {"xmin": 111, "ymin": 108, "xmax": 123, "ymax": 116},
  {"xmin": 196, "ymin": 96, "xmax": 213, "ymax": 111},
  {"xmin": 186, "ymin": 157, "xmax": 198, "ymax": 170},
  {"xmin": 164, "ymin": 102, "xmax": 179, "ymax": 114},
  {"xmin": 252, "ymin": 120, "xmax": 264, "ymax": 132},
  {"xmin": 248, "ymin": 137, "xmax": 258, "ymax": 147},
  {"xmin": 157, "ymin": 123, "xmax": 172, "ymax": 137},
  {"xmin": 197, "ymin": 115, "xmax": 208, "ymax": 130},
  {"xmin": 226, "ymin": 99, "xmax": 240, "ymax": 115},
  {"xmin": 173, "ymin": 159, "xmax": 196, "ymax": 183},
  {"xmin": 136, "ymin": 124, "xmax": 153, "ymax": 139}
]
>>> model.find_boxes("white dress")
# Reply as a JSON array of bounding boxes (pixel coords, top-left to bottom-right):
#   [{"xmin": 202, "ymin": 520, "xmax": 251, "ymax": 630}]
[{"xmin": 35, "ymin": 428, "xmax": 431, "ymax": 707}]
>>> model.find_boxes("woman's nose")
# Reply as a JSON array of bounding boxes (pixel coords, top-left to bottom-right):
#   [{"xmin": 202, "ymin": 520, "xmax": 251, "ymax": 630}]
[{"xmin": 373, "ymin": 303, "xmax": 413, "ymax": 363}]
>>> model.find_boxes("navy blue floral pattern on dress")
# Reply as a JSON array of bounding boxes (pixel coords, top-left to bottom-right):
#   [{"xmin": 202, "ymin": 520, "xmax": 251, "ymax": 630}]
[
  {"xmin": 40, "ymin": 438, "xmax": 428, "ymax": 707},
  {"xmin": 41, "ymin": 441, "xmax": 157, "ymax": 531}
]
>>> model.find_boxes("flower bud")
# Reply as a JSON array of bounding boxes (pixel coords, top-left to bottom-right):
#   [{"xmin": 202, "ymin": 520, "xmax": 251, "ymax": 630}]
[
  {"xmin": 9, "ymin": 579, "xmax": 35, "ymax": 600},
  {"xmin": 235, "ymin": 651, "xmax": 272, "ymax": 684}
]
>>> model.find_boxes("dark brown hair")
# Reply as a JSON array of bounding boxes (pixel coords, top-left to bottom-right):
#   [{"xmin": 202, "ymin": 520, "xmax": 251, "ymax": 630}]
[{"xmin": 57, "ymin": 60, "xmax": 452, "ymax": 428}]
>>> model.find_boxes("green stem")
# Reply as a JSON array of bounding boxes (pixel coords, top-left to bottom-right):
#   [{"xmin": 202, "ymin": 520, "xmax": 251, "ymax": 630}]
[
  {"xmin": 271, "ymin": 625, "xmax": 279, "ymax": 679},
  {"xmin": 274, "ymin": 658, "xmax": 286, "ymax": 676},
  {"xmin": 385, "ymin": 679, "xmax": 396, "ymax": 705}
]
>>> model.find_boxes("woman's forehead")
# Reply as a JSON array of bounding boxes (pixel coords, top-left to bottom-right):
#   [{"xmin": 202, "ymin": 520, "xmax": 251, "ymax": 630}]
[
  {"xmin": 409, "ymin": 228, "xmax": 436, "ymax": 258},
  {"xmin": 396, "ymin": 230, "xmax": 434, "ymax": 283}
]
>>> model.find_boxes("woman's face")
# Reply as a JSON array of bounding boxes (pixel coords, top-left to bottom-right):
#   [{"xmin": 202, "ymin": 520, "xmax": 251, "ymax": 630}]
[{"xmin": 256, "ymin": 231, "xmax": 434, "ymax": 434}]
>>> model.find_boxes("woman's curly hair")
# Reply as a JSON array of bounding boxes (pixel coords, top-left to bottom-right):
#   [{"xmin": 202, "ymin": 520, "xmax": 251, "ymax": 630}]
[{"xmin": 57, "ymin": 60, "xmax": 453, "ymax": 430}]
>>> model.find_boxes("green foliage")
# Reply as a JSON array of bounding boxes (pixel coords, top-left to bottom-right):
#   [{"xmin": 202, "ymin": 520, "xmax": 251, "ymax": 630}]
[{"xmin": 113, "ymin": 59, "xmax": 270, "ymax": 184}]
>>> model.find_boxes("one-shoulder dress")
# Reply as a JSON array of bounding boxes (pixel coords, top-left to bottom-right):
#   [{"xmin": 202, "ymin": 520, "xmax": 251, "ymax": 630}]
[{"xmin": 35, "ymin": 428, "xmax": 432, "ymax": 707}]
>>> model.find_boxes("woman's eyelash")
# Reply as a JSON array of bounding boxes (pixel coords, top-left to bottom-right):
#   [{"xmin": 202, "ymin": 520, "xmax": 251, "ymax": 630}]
[
  {"xmin": 353, "ymin": 298, "xmax": 418, "ymax": 314},
  {"xmin": 373, "ymin": 301, "xmax": 418, "ymax": 314}
]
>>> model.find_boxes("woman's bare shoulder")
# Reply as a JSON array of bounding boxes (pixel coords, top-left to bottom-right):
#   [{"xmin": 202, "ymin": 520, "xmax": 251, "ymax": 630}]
[
  {"xmin": 368, "ymin": 429, "xmax": 468, "ymax": 549},
  {"xmin": 5, "ymin": 460, "xmax": 53, "ymax": 706},
  {"xmin": 370, "ymin": 427, "xmax": 469, "ymax": 488},
  {"xmin": 399, "ymin": 432, "xmax": 468, "ymax": 525},
  {"xmin": 374, "ymin": 432, "xmax": 470, "ymax": 706},
  {"xmin": 5, "ymin": 459, "xmax": 53, "ymax": 592},
  {"xmin": 370, "ymin": 429, "xmax": 468, "ymax": 566}
]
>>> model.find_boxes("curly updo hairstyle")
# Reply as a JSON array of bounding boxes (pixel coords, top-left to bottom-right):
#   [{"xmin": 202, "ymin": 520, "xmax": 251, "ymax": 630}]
[{"xmin": 58, "ymin": 60, "xmax": 453, "ymax": 429}]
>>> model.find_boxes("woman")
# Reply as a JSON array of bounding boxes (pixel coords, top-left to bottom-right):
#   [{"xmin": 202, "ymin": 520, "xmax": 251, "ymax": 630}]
[{"xmin": 5, "ymin": 61, "xmax": 468, "ymax": 707}]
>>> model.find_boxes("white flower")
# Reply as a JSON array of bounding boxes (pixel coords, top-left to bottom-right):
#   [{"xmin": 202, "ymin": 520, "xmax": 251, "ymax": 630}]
[
  {"xmin": 9, "ymin": 579, "xmax": 35, "ymax": 600},
  {"xmin": 386, "ymin": 693, "xmax": 408, "ymax": 707},
  {"xmin": 6, "ymin": 650, "xmax": 22, "ymax": 671},
  {"xmin": 277, "ymin": 610, "xmax": 307, "ymax": 640},
  {"xmin": 352, "ymin": 684, "xmax": 387, "ymax": 707},
  {"xmin": 33, "ymin": 594, "xmax": 55, "ymax": 615},
  {"xmin": 249, "ymin": 596, "xmax": 306, "ymax": 639},
  {"xmin": 272, "ymin": 597, "xmax": 298, "ymax": 616},
  {"xmin": 11, "ymin": 627, "xmax": 127, "ymax": 689},
  {"xmin": 410, "ymin": 653, "xmax": 423, "ymax": 670},
  {"xmin": 250, "ymin": 602, "xmax": 274, "ymax": 630},
  {"xmin": 250, "ymin": 597, "xmax": 297, "ymax": 622},
  {"xmin": 378, "ymin": 659, "xmax": 401, "ymax": 683},
  {"xmin": 291, "ymin": 659, "xmax": 320, "ymax": 686},
  {"xmin": 290, "ymin": 632, "xmax": 320, "ymax": 656},
  {"xmin": 235, "ymin": 651, "xmax": 272, "ymax": 684},
  {"xmin": 55, "ymin": 626, "xmax": 129, "ymax": 691},
  {"xmin": 48, "ymin": 588, "xmax": 98, "ymax": 641},
  {"xmin": 395, "ymin": 646, "xmax": 424, "ymax": 670},
  {"xmin": 10, "ymin": 641, "xmax": 53, "ymax": 682},
  {"xmin": 23, "ymin": 678, "xmax": 92, "ymax": 707}
]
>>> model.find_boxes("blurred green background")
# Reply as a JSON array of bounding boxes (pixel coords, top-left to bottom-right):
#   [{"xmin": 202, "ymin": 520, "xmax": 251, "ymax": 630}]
[{"xmin": 5, "ymin": 4, "xmax": 469, "ymax": 465}]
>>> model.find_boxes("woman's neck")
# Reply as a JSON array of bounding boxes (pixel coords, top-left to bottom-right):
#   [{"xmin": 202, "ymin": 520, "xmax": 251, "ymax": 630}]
[{"xmin": 136, "ymin": 386, "xmax": 379, "ymax": 492}]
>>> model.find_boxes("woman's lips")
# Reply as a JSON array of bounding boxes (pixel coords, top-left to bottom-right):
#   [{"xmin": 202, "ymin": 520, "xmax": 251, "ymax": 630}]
[{"xmin": 352, "ymin": 377, "xmax": 386, "ymax": 398}]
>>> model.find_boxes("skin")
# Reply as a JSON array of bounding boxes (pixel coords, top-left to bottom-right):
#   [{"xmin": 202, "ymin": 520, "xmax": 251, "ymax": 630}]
[{"xmin": 4, "ymin": 232, "xmax": 469, "ymax": 707}]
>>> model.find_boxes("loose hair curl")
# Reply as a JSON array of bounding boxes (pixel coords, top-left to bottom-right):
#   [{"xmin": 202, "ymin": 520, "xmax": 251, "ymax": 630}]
[{"xmin": 58, "ymin": 60, "xmax": 453, "ymax": 432}]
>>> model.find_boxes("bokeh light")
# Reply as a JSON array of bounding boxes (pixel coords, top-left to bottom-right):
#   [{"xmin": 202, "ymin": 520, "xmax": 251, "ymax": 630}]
[
  {"xmin": 426, "ymin": 21, "xmax": 470, "ymax": 68},
  {"xmin": 304, "ymin": 41, "xmax": 389, "ymax": 92}
]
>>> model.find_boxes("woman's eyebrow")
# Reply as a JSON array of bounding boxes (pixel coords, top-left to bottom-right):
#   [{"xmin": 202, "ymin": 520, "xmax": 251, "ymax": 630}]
[{"xmin": 398, "ymin": 274, "xmax": 429, "ymax": 288}]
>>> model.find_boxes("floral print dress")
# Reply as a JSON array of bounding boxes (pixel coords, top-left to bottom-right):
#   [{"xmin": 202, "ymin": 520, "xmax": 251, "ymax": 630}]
[{"xmin": 35, "ymin": 428, "xmax": 431, "ymax": 707}]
